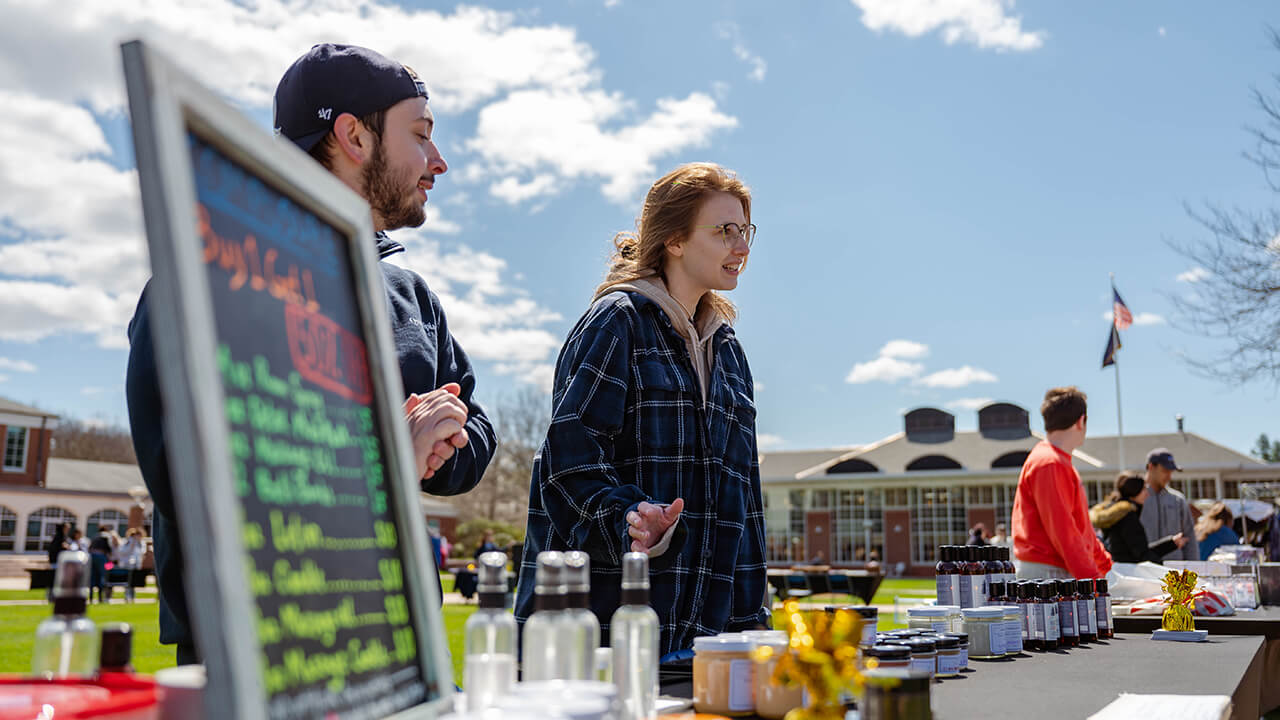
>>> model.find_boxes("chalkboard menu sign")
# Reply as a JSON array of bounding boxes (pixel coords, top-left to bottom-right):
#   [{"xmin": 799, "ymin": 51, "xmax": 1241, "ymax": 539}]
[{"xmin": 122, "ymin": 41, "xmax": 450, "ymax": 720}]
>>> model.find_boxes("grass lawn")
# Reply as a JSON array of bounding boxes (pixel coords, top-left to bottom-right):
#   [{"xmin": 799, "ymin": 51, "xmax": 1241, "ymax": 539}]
[{"xmin": 0, "ymin": 576, "xmax": 936, "ymax": 680}]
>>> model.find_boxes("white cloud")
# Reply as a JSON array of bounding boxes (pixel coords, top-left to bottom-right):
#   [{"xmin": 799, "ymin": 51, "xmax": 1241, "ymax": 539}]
[
  {"xmin": 945, "ymin": 397, "xmax": 993, "ymax": 411},
  {"xmin": 1176, "ymin": 266, "xmax": 1210, "ymax": 283},
  {"xmin": 385, "ymin": 230, "xmax": 562, "ymax": 389},
  {"xmin": 1102, "ymin": 311, "xmax": 1166, "ymax": 326},
  {"xmin": 467, "ymin": 89, "xmax": 736, "ymax": 204},
  {"xmin": 758, "ymin": 433, "xmax": 784, "ymax": 450},
  {"xmin": 715, "ymin": 22, "xmax": 767, "ymax": 82},
  {"xmin": 846, "ymin": 355, "xmax": 925, "ymax": 384},
  {"xmin": 849, "ymin": 0, "xmax": 1045, "ymax": 51},
  {"xmin": 0, "ymin": 0, "xmax": 727, "ymax": 374},
  {"xmin": 1158, "ymin": 26, "xmax": 1167, "ymax": 37},
  {"xmin": 880, "ymin": 339, "xmax": 929, "ymax": 359},
  {"xmin": 915, "ymin": 366, "xmax": 998, "ymax": 388},
  {"xmin": 1267, "ymin": 233, "xmax": 1280, "ymax": 255},
  {"xmin": 0, "ymin": 358, "xmax": 37, "ymax": 372}
]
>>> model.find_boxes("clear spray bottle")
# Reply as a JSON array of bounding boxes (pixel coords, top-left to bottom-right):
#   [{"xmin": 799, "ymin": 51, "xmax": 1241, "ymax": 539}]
[
  {"xmin": 522, "ymin": 551, "xmax": 569, "ymax": 681},
  {"xmin": 611, "ymin": 552, "xmax": 659, "ymax": 720},
  {"xmin": 32, "ymin": 550, "xmax": 99, "ymax": 678},
  {"xmin": 562, "ymin": 551, "xmax": 601, "ymax": 680},
  {"xmin": 463, "ymin": 551, "xmax": 517, "ymax": 710}
]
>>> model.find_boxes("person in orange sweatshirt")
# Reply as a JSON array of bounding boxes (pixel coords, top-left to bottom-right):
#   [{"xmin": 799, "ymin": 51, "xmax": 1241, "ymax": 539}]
[{"xmin": 1012, "ymin": 386, "xmax": 1113, "ymax": 579}]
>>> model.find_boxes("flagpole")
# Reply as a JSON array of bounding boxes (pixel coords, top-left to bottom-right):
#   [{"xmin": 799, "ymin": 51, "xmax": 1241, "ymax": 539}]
[{"xmin": 1111, "ymin": 272, "xmax": 1126, "ymax": 471}]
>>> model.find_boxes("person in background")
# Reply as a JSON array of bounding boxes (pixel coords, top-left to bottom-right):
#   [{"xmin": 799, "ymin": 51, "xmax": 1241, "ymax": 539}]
[
  {"xmin": 474, "ymin": 529, "xmax": 500, "ymax": 560},
  {"xmin": 1012, "ymin": 386, "xmax": 1113, "ymax": 579},
  {"xmin": 115, "ymin": 528, "xmax": 147, "ymax": 603},
  {"xmin": 1195, "ymin": 502, "xmax": 1241, "ymax": 560},
  {"xmin": 68, "ymin": 529, "xmax": 88, "ymax": 552},
  {"xmin": 47, "ymin": 522, "xmax": 70, "ymax": 565},
  {"xmin": 1091, "ymin": 472, "xmax": 1186, "ymax": 563},
  {"xmin": 990, "ymin": 523, "xmax": 1013, "ymax": 549},
  {"xmin": 516, "ymin": 163, "xmax": 768, "ymax": 658},
  {"xmin": 1139, "ymin": 448, "xmax": 1199, "ymax": 562},
  {"xmin": 966, "ymin": 523, "xmax": 989, "ymax": 546},
  {"xmin": 88, "ymin": 530, "xmax": 114, "ymax": 603}
]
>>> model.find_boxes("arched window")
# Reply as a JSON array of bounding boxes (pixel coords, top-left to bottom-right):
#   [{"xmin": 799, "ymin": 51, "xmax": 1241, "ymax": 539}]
[
  {"xmin": 24, "ymin": 506, "xmax": 78, "ymax": 552},
  {"xmin": 904, "ymin": 408, "xmax": 955, "ymax": 443},
  {"xmin": 826, "ymin": 458, "xmax": 880, "ymax": 474},
  {"xmin": 0, "ymin": 506, "xmax": 17, "ymax": 551},
  {"xmin": 991, "ymin": 451, "xmax": 1030, "ymax": 469},
  {"xmin": 978, "ymin": 403, "xmax": 1031, "ymax": 440},
  {"xmin": 906, "ymin": 455, "xmax": 963, "ymax": 471},
  {"xmin": 87, "ymin": 509, "xmax": 129, "ymax": 537}
]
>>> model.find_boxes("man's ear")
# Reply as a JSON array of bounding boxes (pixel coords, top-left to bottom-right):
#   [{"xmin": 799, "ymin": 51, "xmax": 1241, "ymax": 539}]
[{"xmin": 331, "ymin": 112, "xmax": 373, "ymax": 165}]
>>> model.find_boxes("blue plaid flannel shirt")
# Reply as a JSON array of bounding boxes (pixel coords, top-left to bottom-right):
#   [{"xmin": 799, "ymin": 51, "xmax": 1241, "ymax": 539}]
[{"xmin": 515, "ymin": 290, "xmax": 770, "ymax": 655}]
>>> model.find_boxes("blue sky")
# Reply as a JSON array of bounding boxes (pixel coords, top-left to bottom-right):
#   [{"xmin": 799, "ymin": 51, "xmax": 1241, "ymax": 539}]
[{"xmin": 0, "ymin": 0, "xmax": 1277, "ymax": 461}]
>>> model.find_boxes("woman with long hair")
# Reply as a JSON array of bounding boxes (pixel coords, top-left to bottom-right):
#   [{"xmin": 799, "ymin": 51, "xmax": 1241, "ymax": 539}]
[
  {"xmin": 515, "ymin": 163, "xmax": 767, "ymax": 658},
  {"xmin": 1090, "ymin": 472, "xmax": 1186, "ymax": 563},
  {"xmin": 1194, "ymin": 502, "xmax": 1240, "ymax": 560}
]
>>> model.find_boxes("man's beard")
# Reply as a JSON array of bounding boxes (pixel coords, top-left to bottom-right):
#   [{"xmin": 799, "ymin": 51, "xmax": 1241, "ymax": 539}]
[{"xmin": 361, "ymin": 139, "xmax": 426, "ymax": 231}]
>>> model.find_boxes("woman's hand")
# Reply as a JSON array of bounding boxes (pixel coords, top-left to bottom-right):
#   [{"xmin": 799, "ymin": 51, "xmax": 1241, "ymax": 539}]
[
  {"xmin": 1172, "ymin": 532, "xmax": 1188, "ymax": 549},
  {"xmin": 626, "ymin": 499, "xmax": 685, "ymax": 552}
]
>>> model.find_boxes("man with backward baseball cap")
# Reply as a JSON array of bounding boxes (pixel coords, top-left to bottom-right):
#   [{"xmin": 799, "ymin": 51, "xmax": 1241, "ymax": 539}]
[
  {"xmin": 1139, "ymin": 447, "xmax": 1199, "ymax": 562},
  {"xmin": 127, "ymin": 44, "xmax": 496, "ymax": 664}
]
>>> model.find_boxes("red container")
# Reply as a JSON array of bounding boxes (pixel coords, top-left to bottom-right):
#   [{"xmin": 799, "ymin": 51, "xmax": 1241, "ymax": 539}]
[{"xmin": 0, "ymin": 673, "xmax": 157, "ymax": 720}]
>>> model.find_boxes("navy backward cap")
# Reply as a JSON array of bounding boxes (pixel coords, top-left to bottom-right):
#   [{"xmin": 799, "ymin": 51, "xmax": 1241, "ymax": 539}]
[{"xmin": 273, "ymin": 43, "xmax": 428, "ymax": 152}]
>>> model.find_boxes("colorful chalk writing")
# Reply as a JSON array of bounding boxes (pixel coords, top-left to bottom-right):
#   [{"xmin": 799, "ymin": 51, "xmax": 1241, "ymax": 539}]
[{"xmin": 189, "ymin": 131, "xmax": 428, "ymax": 719}]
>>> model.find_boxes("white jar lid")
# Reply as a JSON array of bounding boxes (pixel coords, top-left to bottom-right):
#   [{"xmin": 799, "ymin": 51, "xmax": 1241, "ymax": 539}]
[
  {"xmin": 694, "ymin": 634, "xmax": 753, "ymax": 652},
  {"xmin": 742, "ymin": 630, "xmax": 789, "ymax": 647},
  {"xmin": 513, "ymin": 680, "xmax": 617, "ymax": 700},
  {"xmin": 962, "ymin": 607, "xmax": 1004, "ymax": 618},
  {"xmin": 907, "ymin": 607, "xmax": 950, "ymax": 617}
]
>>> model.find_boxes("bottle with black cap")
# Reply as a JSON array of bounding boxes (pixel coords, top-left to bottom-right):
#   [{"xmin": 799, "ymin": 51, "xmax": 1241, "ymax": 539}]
[
  {"xmin": 32, "ymin": 550, "xmax": 100, "ymax": 677},
  {"xmin": 522, "ymin": 551, "xmax": 570, "ymax": 681},
  {"xmin": 99, "ymin": 623, "xmax": 133, "ymax": 674},
  {"xmin": 612, "ymin": 551, "xmax": 659, "ymax": 720},
  {"xmin": 464, "ymin": 551, "xmax": 517, "ymax": 709},
  {"xmin": 562, "ymin": 551, "xmax": 601, "ymax": 680}
]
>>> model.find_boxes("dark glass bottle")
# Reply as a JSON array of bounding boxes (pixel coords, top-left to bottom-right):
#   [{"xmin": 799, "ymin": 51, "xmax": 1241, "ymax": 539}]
[
  {"xmin": 935, "ymin": 545, "xmax": 959, "ymax": 607},
  {"xmin": 1094, "ymin": 578, "xmax": 1113, "ymax": 640},
  {"xmin": 960, "ymin": 546, "xmax": 985, "ymax": 608},
  {"xmin": 1075, "ymin": 579, "xmax": 1097, "ymax": 644},
  {"xmin": 987, "ymin": 580, "xmax": 1006, "ymax": 604},
  {"xmin": 999, "ymin": 546, "xmax": 1016, "ymax": 584},
  {"xmin": 1056, "ymin": 579, "xmax": 1079, "ymax": 647},
  {"xmin": 1019, "ymin": 582, "xmax": 1043, "ymax": 651},
  {"xmin": 982, "ymin": 546, "xmax": 1002, "ymax": 601},
  {"xmin": 1038, "ymin": 581, "xmax": 1060, "ymax": 651}
]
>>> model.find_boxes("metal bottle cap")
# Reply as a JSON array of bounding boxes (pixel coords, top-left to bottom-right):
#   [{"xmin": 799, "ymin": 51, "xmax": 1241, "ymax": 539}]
[
  {"xmin": 535, "ymin": 551, "xmax": 565, "ymax": 595},
  {"xmin": 100, "ymin": 623, "xmax": 134, "ymax": 670},
  {"xmin": 563, "ymin": 551, "xmax": 590, "ymax": 593},
  {"xmin": 477, "ymin": 551, "xmax": 508, "ymax": 594},
  {"xmin": 53, "ymin": 550, "xmax": 90, "ymax": 600},
  {"xmin": 620, "ymin": 552, "xmax": 650, "ymax": 590}
]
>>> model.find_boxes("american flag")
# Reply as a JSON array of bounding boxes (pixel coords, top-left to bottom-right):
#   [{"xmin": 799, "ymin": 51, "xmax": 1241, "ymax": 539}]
[{"xmin": 1112, "ymin": 286, "xmax": 1133, "ymax": 330}]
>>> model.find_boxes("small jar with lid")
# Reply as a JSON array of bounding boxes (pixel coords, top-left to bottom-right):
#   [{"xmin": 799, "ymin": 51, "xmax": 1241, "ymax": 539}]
[
  {"xmin": 864, "ymin": 643, "xmax": 912, "ymax": 670},
  {"xmin": 692, "ymin": 634, "xmax": 754, "ymax": 716},
  {"xmin": 999, "ymin": 605, "xmax": 1024, "ymax": 655},
  {"xmin": 902, "ymin": 637, "xmax": 937, "ymax": 678},
  {"xmin": 929, "ymin": 635, "xmax": 962, "ymax": 677},
  {"xmin": 743, "ymin": 631, "xmax": 805, "ymax": 720},
  {"xmin": 849, "ymin": 606, "xmax": 880, "ymax": 645},
  {"xmin": 961, "ymin": 607, "xmax": 1005, "ymax": 659},
  {"xmin": 941, "ymin": 632, "xmax": 968, "ymax": 669},
  {"xmin": 907, "ymin": 607, "xmax": 952, "ymax": 634},
  {"xmin": 934, "ymin": 605, "xmax": 963, "ymax": 633},
  {"xmin": 861, "ymin": 668, "xmax": 933, "ymax": 720}
]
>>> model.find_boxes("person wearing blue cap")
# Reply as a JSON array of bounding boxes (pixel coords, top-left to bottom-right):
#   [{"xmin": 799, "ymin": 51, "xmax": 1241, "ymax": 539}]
[
  {"xmin": 1139, "ymin": 448, "xmax": 1199, "ymax": 562},
  {"xmin": 126, "ymin": 44, "xmax": 496, "ymax": 665}
]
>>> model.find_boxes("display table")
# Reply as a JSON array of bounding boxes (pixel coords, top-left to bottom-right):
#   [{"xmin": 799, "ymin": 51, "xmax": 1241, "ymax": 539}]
[{"xmin": 661, "ymin": 634, "xmax": 1266, "ymax": 720}]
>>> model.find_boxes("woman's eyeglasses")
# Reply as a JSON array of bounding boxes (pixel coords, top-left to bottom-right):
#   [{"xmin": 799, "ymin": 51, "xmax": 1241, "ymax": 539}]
[{"xmin": 697, "ymin": 222, "xmax": 756, "ymax": 249}]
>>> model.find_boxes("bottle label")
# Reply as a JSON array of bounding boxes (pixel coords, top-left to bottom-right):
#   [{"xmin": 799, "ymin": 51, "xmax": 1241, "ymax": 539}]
[
  {"xmin": 1077, "ymin": 599, "xmax": 1096, "ymax": 635},
  {"xmin": 1095, "ymin": 596, "xmax": 1111, "ymax": 630},
  {"xmin": 989, "ymin": 622, "xmax": 1003, "ymax": 655},
  {"xmin": 937, "ymin": 650, "xmax": 962, "ymax": 675},
  {"xmin": 1029, "ymin": 604, "xmax": 1041, "ymax": 640},
  {"xmin": 1060, "ymin": 600, "xmax": 1077, "ymax": 637},
  {"xmin": 958, "ymin": 575, "xmax": 973, "ymax": 609},
  {"xmin": 971, "ymin": 580, "xmax": 987, "ymax": 609},
  {"xmin": 1045, "ymin": 603, "xmax": 1060, "ymax": 642},
  {"xmin": 911, "ymin": 655, "xmax": 934, "ymax": 675},
  {"xmin": 936, "ymin": 574, "xmax": 955, "ymax": 607},
  {"xmin": 728, "ymin": 659, "xmax": 753, "ymax": 711},
  {"xmin": 1018, "ymin": 603, "xmax": 1030, "ymax": 638}
]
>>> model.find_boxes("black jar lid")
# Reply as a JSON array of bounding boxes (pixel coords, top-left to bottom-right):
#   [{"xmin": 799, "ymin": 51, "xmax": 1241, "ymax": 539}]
[
  {"xmin": 863, "ymin": 668, "xmax": 933, "ymax": 694},
  {"xmin": 928, "ymin": 634, "xmax": 959, "ymax": 649},
  {"xmin": 826, "ymin": 604, "xmax": 878, "ymax": 618},
  {"xmin": 903, "ymin": 637, "xmax": 937, "ymax": 653},
  {"xmin": 941, "ymin": 631, "xmax": 968, "ymax": 643},
  {"xmin": 887, "ymin": 629, "xmax": 924, "ymax": 638},
  {"xmin": 866, "ymin": 643, "xmax": 912, "ymax": 660},
  {"xmin": 1095, "ymin": 578, "xmax": 1108, "ymax": 593}
]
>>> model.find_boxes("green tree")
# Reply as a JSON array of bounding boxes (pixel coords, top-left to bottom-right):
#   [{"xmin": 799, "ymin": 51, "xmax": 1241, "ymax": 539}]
[{"xmin": 1253, "ymin": 433, "xmax": 1280, "ymax": 462}]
